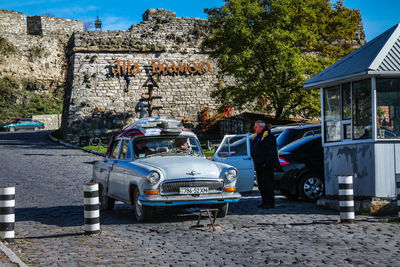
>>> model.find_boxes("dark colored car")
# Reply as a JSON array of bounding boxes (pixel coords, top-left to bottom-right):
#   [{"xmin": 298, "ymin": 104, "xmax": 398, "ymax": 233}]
[
  {"xmin": 274, "ymin": 135, "xmax": 324, "ymax": 201},
  {"xmin": 2, "ymin": 118, "xmax": 44, "ymax": 132},
  {"xmin": 276, "ymin": 124, "xmax": 321, "ymax": 150}
]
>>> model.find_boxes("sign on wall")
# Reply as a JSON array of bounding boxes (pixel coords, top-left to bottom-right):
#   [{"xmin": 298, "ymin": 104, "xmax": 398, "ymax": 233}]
[{"xmin": 112, "ymin": 60, "xmax": 211, "ymax": 76}]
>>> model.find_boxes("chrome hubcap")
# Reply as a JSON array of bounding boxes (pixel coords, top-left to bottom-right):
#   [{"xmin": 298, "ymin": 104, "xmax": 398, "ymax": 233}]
[{"xmin": 303, "ymin": 177, "xmax": 324, "ymax": 199}]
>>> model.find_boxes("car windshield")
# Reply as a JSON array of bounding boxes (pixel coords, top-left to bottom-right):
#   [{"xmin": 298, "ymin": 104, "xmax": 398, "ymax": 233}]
[{"xmin": 133, "ymin": 136, "xmax": 203, "ymax": 158}]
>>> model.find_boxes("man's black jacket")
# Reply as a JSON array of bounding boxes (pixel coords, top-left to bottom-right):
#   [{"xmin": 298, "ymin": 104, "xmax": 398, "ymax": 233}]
[{"xmin": 250, "ymin": 128, "xmax": 280, "ymax": 169}]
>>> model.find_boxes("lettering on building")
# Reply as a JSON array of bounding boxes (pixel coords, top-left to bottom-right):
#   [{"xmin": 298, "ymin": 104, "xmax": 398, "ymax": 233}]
[{"xmin": 111, "ymin": 60, "xmax": 211, "ymax": 76}]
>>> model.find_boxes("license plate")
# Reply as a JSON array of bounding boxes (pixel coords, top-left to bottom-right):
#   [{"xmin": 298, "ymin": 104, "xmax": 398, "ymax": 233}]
[{"xmin": 179, "ymin": 187, "xmax": 208, "ymax": 194}]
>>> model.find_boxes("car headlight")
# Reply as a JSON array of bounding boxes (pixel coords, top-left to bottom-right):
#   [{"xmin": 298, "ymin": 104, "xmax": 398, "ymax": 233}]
[
  {"xmin": 226, "ymin": 168, "xmax": 238, "ymax": 182},
  {"xmin": 147, "ymin": 171, "xmax": 161, "ymax": 184}
]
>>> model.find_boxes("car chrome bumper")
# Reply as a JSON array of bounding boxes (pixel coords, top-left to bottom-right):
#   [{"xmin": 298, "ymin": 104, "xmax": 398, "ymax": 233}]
[{"xmin": 139, "ymin": 192, "xmax": 241, "ymax": 206}]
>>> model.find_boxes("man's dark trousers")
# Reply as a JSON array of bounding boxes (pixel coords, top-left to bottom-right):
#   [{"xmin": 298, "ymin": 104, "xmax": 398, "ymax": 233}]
[{"xmin": 255, "ymin": 163, "xmax": 275, "ymax": 207}]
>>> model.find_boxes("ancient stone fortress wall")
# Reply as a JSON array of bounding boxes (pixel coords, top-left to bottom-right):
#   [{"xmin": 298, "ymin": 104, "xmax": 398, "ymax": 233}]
[
  {"xmin": 0, "ymin": 10, "xmax": 27, "ymax": 34},
  {"xmin": 27, "ymin": 16, "xmax": 82, "ymax": 36},
  {"xmin": 0, "ymin": 11, "xmax": 83, "ymax": 89},
  {"xmin": 61, "ymin": 9, "xmax": 219, "ymax": 144}
]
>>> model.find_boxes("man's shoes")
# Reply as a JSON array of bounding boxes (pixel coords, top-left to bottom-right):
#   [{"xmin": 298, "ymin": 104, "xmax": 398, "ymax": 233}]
[{"xmin": 257, "ymin": 203, "xmax": 275, "ymax": 209}]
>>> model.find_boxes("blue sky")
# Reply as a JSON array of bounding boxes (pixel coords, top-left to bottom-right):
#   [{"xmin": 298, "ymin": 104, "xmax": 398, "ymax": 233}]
[{"xmin": 1, "ymin": 0, "xmax": 399, "ymax": 41}]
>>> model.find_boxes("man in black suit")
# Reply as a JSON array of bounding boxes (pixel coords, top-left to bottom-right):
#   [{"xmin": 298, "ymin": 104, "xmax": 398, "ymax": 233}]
[{"xmin": 250, "ymin": 120, "xmax": 280, "ymax": 209}]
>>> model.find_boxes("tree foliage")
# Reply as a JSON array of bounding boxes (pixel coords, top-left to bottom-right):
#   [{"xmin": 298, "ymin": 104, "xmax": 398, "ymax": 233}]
[{"xmin": 203, "ymin": 0, "xmax": 361, "ymax": 119}]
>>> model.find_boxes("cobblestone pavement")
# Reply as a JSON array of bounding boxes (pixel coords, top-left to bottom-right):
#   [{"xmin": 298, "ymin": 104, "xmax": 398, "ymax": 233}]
[{"xmin": 0, "ymin": 131, "xmax": 399, "ymax": 266}]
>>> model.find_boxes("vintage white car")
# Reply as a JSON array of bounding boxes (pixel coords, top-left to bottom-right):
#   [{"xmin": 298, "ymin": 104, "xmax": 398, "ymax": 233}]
[{"xmin": 93, "ymin": 117, "xmax": 241, "ymax": 221}]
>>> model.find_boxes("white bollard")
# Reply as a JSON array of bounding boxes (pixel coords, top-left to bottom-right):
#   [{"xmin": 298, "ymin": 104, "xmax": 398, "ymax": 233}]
[
  {"xmin": 338, "ymin": 175, "xmax": 355, "ymax": 223},
  {"xmin": 396, "ymin": 175, "xmax": 400, "ymax": 219},
  {"xmin": 83, "ymin": 181, "xmax": 100, "ymax": 235},
  {"xmin": 0, "ymin": 187, "xmax": 15, "ymax": 243}
]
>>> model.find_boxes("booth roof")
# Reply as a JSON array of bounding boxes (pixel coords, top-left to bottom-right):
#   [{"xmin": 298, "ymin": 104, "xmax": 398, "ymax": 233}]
[{"xmin": 304, "ymin": 23, "xmax": 400, "ymax": 89}]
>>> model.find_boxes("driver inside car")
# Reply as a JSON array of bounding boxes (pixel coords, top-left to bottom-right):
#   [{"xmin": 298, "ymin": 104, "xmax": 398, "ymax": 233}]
[
  {"xmin": 174, "ymin": 138, "xmax": 191, "ymax": 153},
  {"xmin": 134, "ymin": 139, "xmax": 152, "ymax": 157}
]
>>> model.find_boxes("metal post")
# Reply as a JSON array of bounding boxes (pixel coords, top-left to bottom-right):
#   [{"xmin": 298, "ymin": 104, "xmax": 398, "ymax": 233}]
[
  {"xmin": 0, "ymin": 187, "xmax": 15, "ymax": 243},
  {"xmin": 338, "ymin": 175, "xmax": 355, "ymax": 223},
  {"xmin": 83, "ymin": 181, "xmax": 100, "ymax": 235},
  {"xmin": 396, "ymin": 175, "xmax": 400, "ymax": 219}
]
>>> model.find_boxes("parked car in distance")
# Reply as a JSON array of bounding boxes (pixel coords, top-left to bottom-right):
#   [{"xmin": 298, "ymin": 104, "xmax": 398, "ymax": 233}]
[
  {"xmin": 92, "ymin": 117, "xmax": 241, "ymax": 221},
  {"xmin": 276, "ymin": 124, "xmax": 321, "ymax": 150},
  {"xmin": 275, "ymin": 135, "xmax": 324, "ymax": 201},
  {"xmin": 271, "ymin": 123, "xmax": 316, "ymax": 138},
  {"xmin": 2, "ymin": 118, "xmax": 44, "ymax": 132}
]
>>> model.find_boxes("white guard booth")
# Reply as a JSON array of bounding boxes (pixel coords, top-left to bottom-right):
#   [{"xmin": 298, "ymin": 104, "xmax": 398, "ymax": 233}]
[{"xmin": 304, "ymin": 24, "xmax": 400, "ymax": 213}]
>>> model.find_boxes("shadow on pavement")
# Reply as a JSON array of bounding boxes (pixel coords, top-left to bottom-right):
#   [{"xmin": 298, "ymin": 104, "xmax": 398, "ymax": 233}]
[
  {"xmin": 15, "ymin": 204, "xmax": 204, "ymax": 228},
  {"xmin": 228, "ymin": 190, "xmax": 337, "ymax": 216}
]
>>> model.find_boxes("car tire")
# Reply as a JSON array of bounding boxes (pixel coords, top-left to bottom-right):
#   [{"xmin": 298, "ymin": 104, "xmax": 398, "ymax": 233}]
[
  {"xmin": 216, "ymin": 203, "xmax": 229, "ymax": 218},
  {"xmin": 99, "ymin": 185, "xmax": 115, "ymax": 211},
  {"xmin": 297, "ymin": 172, "xmax": 324, "ymax": 201},
  {"xmin": 34, "ymin": 126, "xmax": 39, "ymax": 131},
  {"xmin": 133, "ymin": 187, "xmax": 153, "ymax": 222},
  {"xmin": 280, "ymin": 189, "xmax": 298, "ymax": 200},
  {"xmin": 9, "ymin": 127, "xmax": 15, "ymax": 132}
]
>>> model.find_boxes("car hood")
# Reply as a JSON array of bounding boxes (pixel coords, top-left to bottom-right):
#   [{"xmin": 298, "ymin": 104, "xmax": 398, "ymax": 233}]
[{"xmin": 135, "ymin": 156, "xmax": 222, "ymax": 180}]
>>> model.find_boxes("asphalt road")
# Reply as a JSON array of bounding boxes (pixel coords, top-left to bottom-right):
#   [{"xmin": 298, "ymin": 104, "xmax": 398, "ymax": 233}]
[{"xmin": 0, "ymin": 130, "xmax": 399, "ymax": 266}]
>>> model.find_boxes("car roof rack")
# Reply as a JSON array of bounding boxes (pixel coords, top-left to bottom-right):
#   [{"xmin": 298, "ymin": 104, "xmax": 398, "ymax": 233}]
[{"xmin": 121, "ymin": 117, "xmax": 185, "ymax": 136}]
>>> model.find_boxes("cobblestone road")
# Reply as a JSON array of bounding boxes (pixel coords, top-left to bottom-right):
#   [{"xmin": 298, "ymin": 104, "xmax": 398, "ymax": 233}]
[{"xmin": 0, "ymin": 131, "xmax": 399, "ymax": 266}]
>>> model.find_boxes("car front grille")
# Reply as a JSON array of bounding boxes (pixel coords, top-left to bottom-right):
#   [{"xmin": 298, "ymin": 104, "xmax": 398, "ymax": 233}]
[{"xmin": 160, "ymin": 180, "xmax": 224, "ymax": 195}]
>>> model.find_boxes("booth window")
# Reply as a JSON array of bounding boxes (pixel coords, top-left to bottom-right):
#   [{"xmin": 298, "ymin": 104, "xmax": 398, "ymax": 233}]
[
  {"xmin": 342, "ymin": 83, "xmax": 351, "ymax": 120},
  {"xmin": 342, "ymin": 83, "xmax": 352, "ymax": 139},
  {"xmin": 323, "ymin": 85, "xmax": 341, "ymax": 142},
  {"xmin": 376, "ymin": 79, "xmax": 400, "ymax": 139},
  {"xmin": 352, "ymin": 79, "xmax": 372, "ymax": 139}
]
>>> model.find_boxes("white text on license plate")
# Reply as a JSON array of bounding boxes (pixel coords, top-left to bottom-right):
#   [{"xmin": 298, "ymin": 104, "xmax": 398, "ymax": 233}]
[{"xmin": 179, "ymin": 187, "xmax": 208, "ymax": 194}]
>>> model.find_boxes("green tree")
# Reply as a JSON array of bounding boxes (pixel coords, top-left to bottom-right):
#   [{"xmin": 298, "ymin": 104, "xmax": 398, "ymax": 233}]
[{"xmin": 203, "ymin": 0, "xmax": 361, "ymax": 119}]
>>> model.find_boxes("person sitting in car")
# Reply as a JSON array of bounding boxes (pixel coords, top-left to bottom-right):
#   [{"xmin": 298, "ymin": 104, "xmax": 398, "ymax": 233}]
[
  {"xmin": 134, "ymin": 139, "xmax": 152, "ymax": 157},
  {"xmin": 174, "ymin": 138, "xmax": 191, "ymax": 153}
]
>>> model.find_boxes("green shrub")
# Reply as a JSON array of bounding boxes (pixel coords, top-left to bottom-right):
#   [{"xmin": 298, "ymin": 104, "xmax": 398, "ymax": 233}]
[
  {"xmin": 0, "ymin": 37, "xmax": 18, "ymax": 55},
  {"xmin": 0, "ymin": 77, "xmax": 63, "ymax": 123}
]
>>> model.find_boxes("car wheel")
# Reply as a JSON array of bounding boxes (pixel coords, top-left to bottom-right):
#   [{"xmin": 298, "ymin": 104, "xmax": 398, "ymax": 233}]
[
  {"xmin": 99, "ymin": 185, "xmax": 115, "ymax": 211},
  {"xmin": 133, "ymin": 187, "xmax": 153, "ymax": 222},
  {"xmin": 216, "ymin": 203, "xmax": 229, "ymax": 218},
  {"xmin": 280, "ymin": 189, "xmax": 298, "ymax": 200},
  {"xmin": 34, "ymin": 126, "xmax": 39, "ymax": 131},
  {"xmin": 297, "ymin": 173, "xmax": 324, "ymax": 201},
  {"xmin": 9, "ymin": 127, "xmax": 15, "ymax": 132}
]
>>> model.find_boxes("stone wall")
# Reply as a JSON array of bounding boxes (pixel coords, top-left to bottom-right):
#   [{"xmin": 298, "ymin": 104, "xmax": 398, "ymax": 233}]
[
  {"xmin": 27, "ymin": 16, "xmax": 82, "ymax": 36},
  {"xmin": 0, "ymin": 11, "xmax": 83, "ymax": 91},
  {"xmin": 0, "ymin": 10, "xmax": 26, "ymax": 34},
  {"xmin": 0, "ymin": 32, "xmax": 69, "ymax": 84},
  {"xmin": 32, "ymin": 114, "xmax": 62, "ymax": 130},
  {"xmin": 61, "ymin": 9, "xmax": 216, "ymax": 144}
]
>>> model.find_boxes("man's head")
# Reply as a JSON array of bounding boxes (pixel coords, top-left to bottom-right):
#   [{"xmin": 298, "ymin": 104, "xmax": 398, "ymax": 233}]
[
  {"xmin": 135, "ymin": 139, "xmax": 147, "ymax": 149},
  {"xmin": 254, "ymin": 120, "xmax": 266, "ymax": 135},
  {"xmin": 175, "ymin": 138, "xmax": 189, "ymax": 149}
]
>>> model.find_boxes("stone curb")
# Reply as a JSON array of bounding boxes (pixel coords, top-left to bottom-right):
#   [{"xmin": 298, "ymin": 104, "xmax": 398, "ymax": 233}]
[
  {"xmin": 47, "ymin": 133, "xmax": 106, "ymax": 157},
  {"xmin": 0, "ymin": 241, "xmax": 28, "ymax": 267}
]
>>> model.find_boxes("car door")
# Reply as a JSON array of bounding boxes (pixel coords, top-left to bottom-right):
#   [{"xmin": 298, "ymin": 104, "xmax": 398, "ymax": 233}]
[
  {"xmin": 213, "ymin": 134, "xmax": 254, "ymax": 192},
  {"xmin": 106, "ymin": 139, "xmax": 123, "ymax": 199},
  {"xmin": 20, "ymin": 119, "xmax": 32, "ymax": 130},
  {"xmin": 16, "ymin": 120, "xmax": 26, "ymax": 130},
  {"xmin": 117, "ymin": 139, "xmax": 133, "ymax": 202}
]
